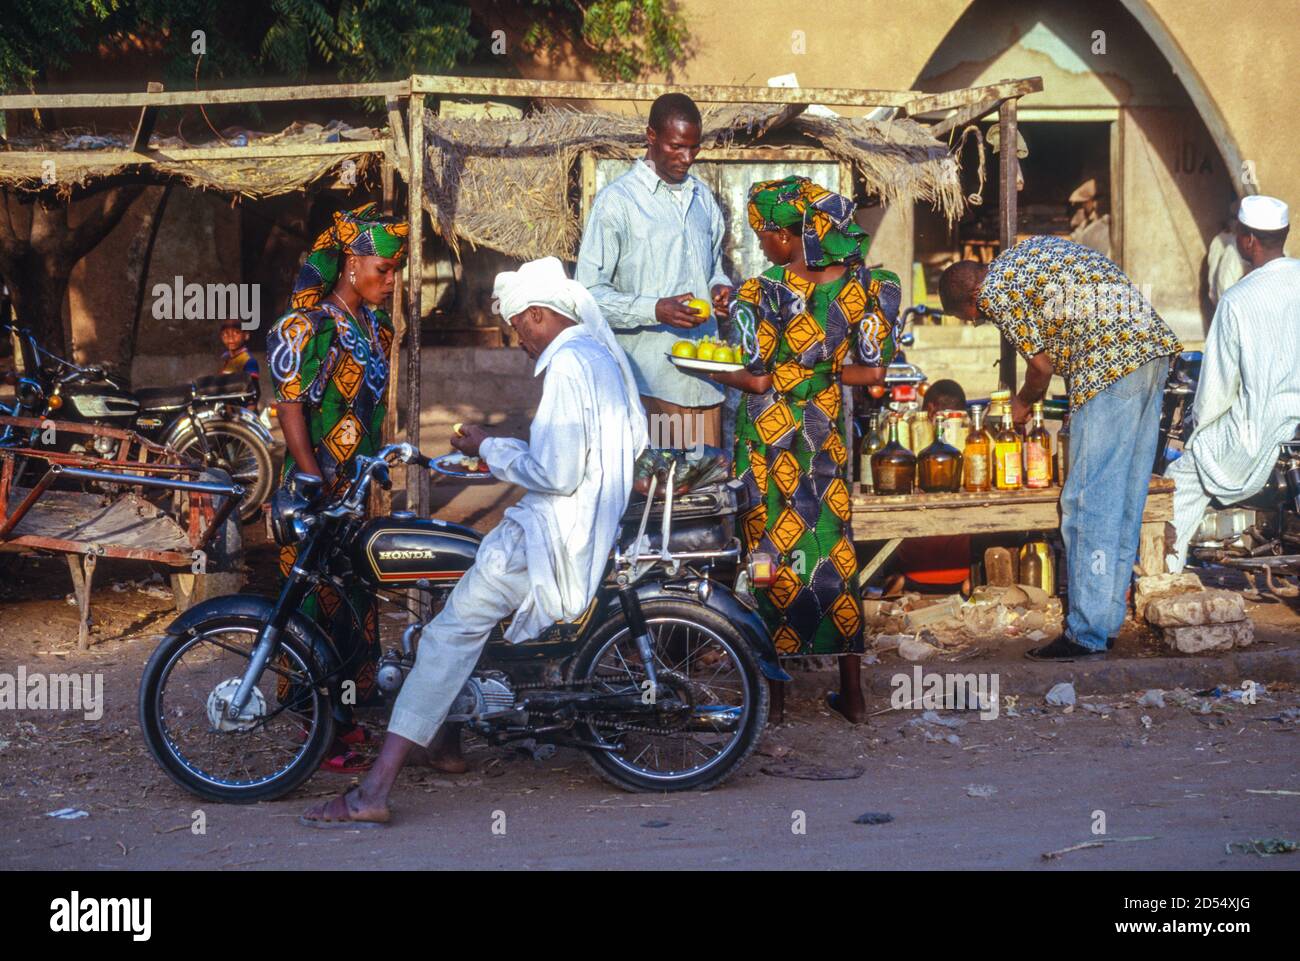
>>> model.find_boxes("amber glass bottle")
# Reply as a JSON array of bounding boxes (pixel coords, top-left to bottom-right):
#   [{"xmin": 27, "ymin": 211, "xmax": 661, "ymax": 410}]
[
  {"xmin": 1024, "ymin": 401, "xmax": 1052, "ymax": 489},
  {"xmin": 993, "ymin": 411, "xmax": 1023, "ymax": 491},
  {"xmin": 962, "ymin": 404, "xmax": 992, "ymax": 492},
  {"xmin": 918, "ymin": 435, "xmax": 963, "ymax": 492},
  {"xmin": 871, "ymin": 413, "xmax": 916, "ymax": 495}
]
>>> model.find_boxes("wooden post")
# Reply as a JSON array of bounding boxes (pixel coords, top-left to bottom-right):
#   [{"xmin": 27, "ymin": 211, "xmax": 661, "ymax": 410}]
[
  {"xmin": 406, "ymin": 93, "xmax": 425, "ymax": 519},
  {"xmin": 379, "ymin": 155, "xmax": 404, "ymax": 514},
  {"xmin": 998, "ymin": 98, "xmax": 1019, "ymax": 393}
]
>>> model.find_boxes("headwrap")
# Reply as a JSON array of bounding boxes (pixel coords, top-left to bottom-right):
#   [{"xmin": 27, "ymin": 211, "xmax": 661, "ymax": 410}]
[
  {"xmin": 746, "ymin": 175, "xmax": 870, "ymax": 268},
  {"xmin": 290, "ymin": 202, "xmax": 409, "ymax": 310},
  {"xmin": 493, "ymin": 257, "xmax": 647, "ymax": 456}
]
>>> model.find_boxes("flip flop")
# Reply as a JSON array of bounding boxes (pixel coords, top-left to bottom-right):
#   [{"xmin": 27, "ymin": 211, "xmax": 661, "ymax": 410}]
[
  {"xmin": 298, "ymin": 791, "xmax": 390, "ymax": 830},
  {"xmin": 339, "ymin": 724, "xmax": 369, "ymax": 747},
  {"xmin": 319, "ymin": 749, "xmax": 373, "ymax": 775}
]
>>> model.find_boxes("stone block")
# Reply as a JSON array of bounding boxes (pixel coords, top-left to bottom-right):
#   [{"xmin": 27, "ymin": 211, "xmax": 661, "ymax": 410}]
[
  {"xmin": 1146, "ymin": 589, "xmax": 1247, "ymax": 627},
  {"xmin": 1161, "ymin": 620, "xmax": 1254, "ymax": 654},
  {"xmin": 1134, "ymin": 571, "xmax": 1204, "ymax": 619}
]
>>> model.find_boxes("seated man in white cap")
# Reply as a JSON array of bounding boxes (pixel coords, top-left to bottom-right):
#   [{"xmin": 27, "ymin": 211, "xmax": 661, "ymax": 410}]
[
  {"xmin": 1167, "ymin": 195, "xmax": 1300, "ymax": 571},
  {"xmin": 301, "ymin": 256, "xmax": 647, "ymax": 827}
]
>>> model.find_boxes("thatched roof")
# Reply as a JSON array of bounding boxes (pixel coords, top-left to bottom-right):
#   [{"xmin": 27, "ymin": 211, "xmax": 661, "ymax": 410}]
[
  {"xmin": 0, "ymin": 121, "xmax": 378, "ymax": 197},
  {"xmin": 420, "ymin": 104, "xmax": 965, "ymax": 262}
]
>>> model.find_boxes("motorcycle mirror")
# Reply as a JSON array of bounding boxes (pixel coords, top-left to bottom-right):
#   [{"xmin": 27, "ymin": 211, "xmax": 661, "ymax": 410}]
[{"xmin": 291, "ymin": 471, "xmax": 324, "ymax": 500}]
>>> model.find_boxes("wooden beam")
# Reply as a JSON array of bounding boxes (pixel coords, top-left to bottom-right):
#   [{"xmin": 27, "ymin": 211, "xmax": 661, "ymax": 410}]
[
  {"xmin": 998, "ymin": 97, "xmax": 1019, "ymax": 393},
  {"xmin": 0, "ymin": 80, "xmax": 408, "ymax": 110},
  {"xmin": 3, "ymin": 140, "xmax": 391, "ymax": 167},
  {"xmin": 130, "ymin": 82, "xmax": 164, "ymax": 153},
  {"xmin": 900, "ymin": 78, "xmax": 1043, "ymax": 118},
  {"xmin": 929, "ymin": 95, "xmax": 1004, "ymax": 140},
  {"xmin": 386, "ymin": 97, "xmax": 409, "ymax": 168},
  {"xmin": 412, "ymin": 74, "xmax": 929, "ymax": 107}
]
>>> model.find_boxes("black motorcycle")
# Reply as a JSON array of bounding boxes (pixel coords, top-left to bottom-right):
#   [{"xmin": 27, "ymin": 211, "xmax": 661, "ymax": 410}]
[
  {"xmin": 2, "ymin": 319, "xmax": 274, "ymax": 523},
  {"xmin": 1156, "ymin": 349, "xmax": 1300, "ymax": 592},
  {"xmin": 139, "ymin": 442, "xmax": 787, "ymax": 802}
]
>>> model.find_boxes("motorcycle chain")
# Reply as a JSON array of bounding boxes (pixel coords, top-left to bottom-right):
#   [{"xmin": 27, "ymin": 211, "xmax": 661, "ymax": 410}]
[{"xmin": 510, "ymin": 673, "xmax": 694, "ymax": 736}]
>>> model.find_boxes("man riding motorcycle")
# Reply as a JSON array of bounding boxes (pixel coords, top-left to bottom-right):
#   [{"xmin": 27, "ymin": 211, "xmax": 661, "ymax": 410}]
[{"xmin": 301, "ymin": 256, "xmax": 647, "ymax": 827}]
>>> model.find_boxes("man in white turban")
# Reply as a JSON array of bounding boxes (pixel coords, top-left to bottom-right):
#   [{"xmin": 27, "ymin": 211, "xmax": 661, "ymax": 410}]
[
  {"xmin": 1167, "ymin": 195, "xmax": 1300, "ymax": 571},
  {"xmin": 302, "ymin": 257, "xmax": 646, "ymax": 827}
]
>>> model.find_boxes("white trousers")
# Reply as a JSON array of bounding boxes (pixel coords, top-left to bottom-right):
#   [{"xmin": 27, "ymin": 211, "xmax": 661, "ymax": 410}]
[
  {"xmin": 1166, "ymin": 451, "xmax": 1212, "ymax": 573},
  {"xmin": 388, "ymin": 520, "xmax": 528, "ymax": 746}
]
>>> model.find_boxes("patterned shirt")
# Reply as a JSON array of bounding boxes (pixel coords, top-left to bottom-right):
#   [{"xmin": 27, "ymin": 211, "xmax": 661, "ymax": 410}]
[{"xmin": 977, "ymin": 236, "xmax": 1181, "ymax": 411}]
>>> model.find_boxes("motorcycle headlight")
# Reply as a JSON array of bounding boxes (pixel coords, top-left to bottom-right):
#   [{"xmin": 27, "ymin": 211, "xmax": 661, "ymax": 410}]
[{"xmin": 269, "ymin": 472, "xmax": 322, "ymax": 546}]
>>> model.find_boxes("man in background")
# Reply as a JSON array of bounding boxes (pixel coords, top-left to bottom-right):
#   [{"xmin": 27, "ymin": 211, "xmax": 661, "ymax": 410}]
[
  {"xmin": 577, "ymin": 93, "xmax": 734, "ymax": 447},
  {"xmin": 1068, "ymin": 178, "xmax": 1111, "ymax": 259},
  {"xmin": 1167, "ymin": 195, "xmax": 1300, "ymax": 571},
  {"xmin": 1207, "ymin": 200, "xmax": 1246, "ymax": 315}
]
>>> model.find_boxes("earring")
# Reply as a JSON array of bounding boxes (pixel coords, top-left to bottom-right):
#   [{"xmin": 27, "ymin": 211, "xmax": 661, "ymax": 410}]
[{"xmin": 349, "ymin": 270, "xmax": 356, "ymax": 285}]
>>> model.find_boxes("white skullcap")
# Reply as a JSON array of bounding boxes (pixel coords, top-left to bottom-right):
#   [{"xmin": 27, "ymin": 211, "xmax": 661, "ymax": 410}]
[
  {"xmin": 493, "ymin": 257, "xmax": 647, "ymax": 454},
  {"xmin": 1238, "ymin": 195, "xmax": 1289, "ymax": 231}
]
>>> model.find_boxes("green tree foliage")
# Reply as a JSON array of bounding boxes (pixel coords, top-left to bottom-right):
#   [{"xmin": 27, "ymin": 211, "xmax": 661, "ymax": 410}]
[{"xmin": 0, "ymin": 1, "xmax": 690, "ymax": 95}]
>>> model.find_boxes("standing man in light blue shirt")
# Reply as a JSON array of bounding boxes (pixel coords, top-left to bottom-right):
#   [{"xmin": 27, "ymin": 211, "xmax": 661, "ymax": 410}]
[{"xmin": 576, "ymin": 94, "xmax": 734, "ymax": 447}]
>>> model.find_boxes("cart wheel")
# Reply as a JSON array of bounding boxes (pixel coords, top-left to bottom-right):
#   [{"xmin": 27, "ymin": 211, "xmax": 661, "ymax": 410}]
[{"xmin": 171, "ymin": 501, "xmax": 246, "ymax": 613}]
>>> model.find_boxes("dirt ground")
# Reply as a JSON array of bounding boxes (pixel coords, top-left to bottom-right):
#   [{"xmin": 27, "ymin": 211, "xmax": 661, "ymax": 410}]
[{"xmin": 1, "ymin": 477, "xmax": 1298, "ymax": 870}]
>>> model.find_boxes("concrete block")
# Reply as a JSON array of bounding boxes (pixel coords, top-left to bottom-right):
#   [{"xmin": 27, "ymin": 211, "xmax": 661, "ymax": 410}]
[
  {"xmin": 1161, "ymin": 620, "xmax": 1254, "ymax": 654},
  {"xmin": 1146, "ymin": 589, "xmax": 1246, "ymax": 627},
  {"xmin": 1134, "ymin": 571, "xmax": 1204, "ymax": 619}
]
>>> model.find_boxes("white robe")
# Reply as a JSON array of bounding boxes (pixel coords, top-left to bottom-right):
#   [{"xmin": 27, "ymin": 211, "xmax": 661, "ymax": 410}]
[
  {"xmin": 479, "ymin": 324, "xmax": 642, "ymax": 641},
  {"xmin": 1167, "ymin": 256, "xmax": 1300, "ymax": 569}
]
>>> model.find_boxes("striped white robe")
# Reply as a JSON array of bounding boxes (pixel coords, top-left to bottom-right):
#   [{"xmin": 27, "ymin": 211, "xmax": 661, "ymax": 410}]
[{"xmin": 1166, "ymin": 256, "xmax": 1300, "ymax": 570}]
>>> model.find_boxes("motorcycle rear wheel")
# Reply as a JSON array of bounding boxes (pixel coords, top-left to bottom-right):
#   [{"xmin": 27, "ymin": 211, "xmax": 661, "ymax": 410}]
[
  {"xmin": 174, "ymin": 420, "xmax": 273, "ymax": 523},
  {"xmin": 568, "ymin": 598, "xmax": 768, "ymax": 792}
]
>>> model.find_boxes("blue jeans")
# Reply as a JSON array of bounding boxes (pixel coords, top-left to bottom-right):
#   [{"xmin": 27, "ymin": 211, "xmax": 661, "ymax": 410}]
[{"xmin": 1060, "ymin": 357, "xmax": 1169, "ymax": 650}]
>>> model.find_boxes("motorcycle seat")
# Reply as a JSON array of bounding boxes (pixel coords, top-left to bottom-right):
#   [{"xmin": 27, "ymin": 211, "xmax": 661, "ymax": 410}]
[
  {"xmin": 193, "ymin": 372, "xmax": 256, "ymax": 400},
  {"xmin": 135, "ymin": 384, "xmax": 191, "ymax": 411},
  {"xmin": 136, "ymin": 373, "xmax": 256, "ymax": 411}
]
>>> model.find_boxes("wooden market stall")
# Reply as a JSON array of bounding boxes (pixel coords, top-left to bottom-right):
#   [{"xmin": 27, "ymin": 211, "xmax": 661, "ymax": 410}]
[{"xmin": 6, "ymin": 72, "xmax": 1115, "ymax": 608}]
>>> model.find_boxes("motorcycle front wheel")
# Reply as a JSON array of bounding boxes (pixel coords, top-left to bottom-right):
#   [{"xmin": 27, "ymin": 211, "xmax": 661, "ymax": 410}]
[
  {"xmin": 174, "ymin": 419, "xmax": 273, "ymax": 523},
  {"xmin": 568, "ymin": 598, "xmax": 768, "ymax": 792},
  {"xmin": 139, "ymin": 617, "xmax": 335, "ymax": 803}
]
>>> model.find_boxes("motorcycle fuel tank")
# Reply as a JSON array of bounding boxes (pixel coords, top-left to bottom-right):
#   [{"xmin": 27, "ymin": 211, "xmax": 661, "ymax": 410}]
[
  {"xmin": 356, "ymin": 515, "xmax": 481, "ymax": 586},
  {"xmin": 61, "ymin": 382, "xmax": 140, "ymax": 422}
]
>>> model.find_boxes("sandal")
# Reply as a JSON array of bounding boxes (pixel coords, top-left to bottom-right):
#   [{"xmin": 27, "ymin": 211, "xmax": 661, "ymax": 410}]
[
  {"xmin": 319, "ymin": 749, "xmax": 372, "ymax": 775},
  {"xmin": 298, "ymin": 789, "xmax": 389, "ymax": 829}
]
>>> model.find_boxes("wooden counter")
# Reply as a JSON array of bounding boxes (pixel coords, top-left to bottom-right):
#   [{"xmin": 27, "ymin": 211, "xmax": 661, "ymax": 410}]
[{"xmin": 849, "ymin": 475, "xmax": 1175, "ymax": 587}]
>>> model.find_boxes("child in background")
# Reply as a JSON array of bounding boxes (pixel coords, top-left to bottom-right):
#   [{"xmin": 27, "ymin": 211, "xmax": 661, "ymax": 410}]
[
  {"xmin": 884, "ymin": 378, "xmax": 973, "ymax": 596},
  {"xmin": 218, "ymin": 319, "xmax": 260, "ymax": 407}
]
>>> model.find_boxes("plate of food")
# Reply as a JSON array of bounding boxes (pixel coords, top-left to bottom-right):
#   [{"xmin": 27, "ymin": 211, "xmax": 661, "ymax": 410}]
[
  {"xmin": 431, "ymin": 452, "xmax": 494, "ymax": 480},
  {"xmin": 666, "ymin": 337, "xmax": 744, "ymax": 373}
]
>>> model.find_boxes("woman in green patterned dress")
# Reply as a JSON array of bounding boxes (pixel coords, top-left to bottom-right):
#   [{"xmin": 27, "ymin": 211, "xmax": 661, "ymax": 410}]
[
  {"xmin": 709, "ymin": 176, "xmax": 901, "ymax": 723},
  {"xmin": 267, "ymin": 203, "xmax": 408, "ymax": 773}
]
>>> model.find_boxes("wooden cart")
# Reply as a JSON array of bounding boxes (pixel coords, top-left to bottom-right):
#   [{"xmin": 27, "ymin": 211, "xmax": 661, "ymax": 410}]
[{"xmin": 0, "ymin": 416, "xmax": 245, "ymax": 647}]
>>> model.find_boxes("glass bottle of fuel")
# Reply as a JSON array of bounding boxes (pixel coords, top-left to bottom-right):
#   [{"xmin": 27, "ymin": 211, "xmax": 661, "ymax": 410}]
[
  {"xmin": 871, "ymin": 412, "xmax": 916, "ymax": 495},
  {"xmin": 993, "ymin": 410, "xmax": 1023, "ymax": 490},
  {"xmin": 859, "ymin": 411, "xmax": 885, "ymax": 487},
  {"xmin": 1023, "ymin": 401, "xmax": 1052, "ymax": 489},
  {"xmin": 962, "ymin": 403, "xmax": 992, "ymax": 492}
]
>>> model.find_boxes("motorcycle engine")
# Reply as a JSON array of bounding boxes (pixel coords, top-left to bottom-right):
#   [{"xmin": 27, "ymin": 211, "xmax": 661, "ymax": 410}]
[{"xmin": 447, "ymin": 672, "xmax": 516, "ymax": 722}]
